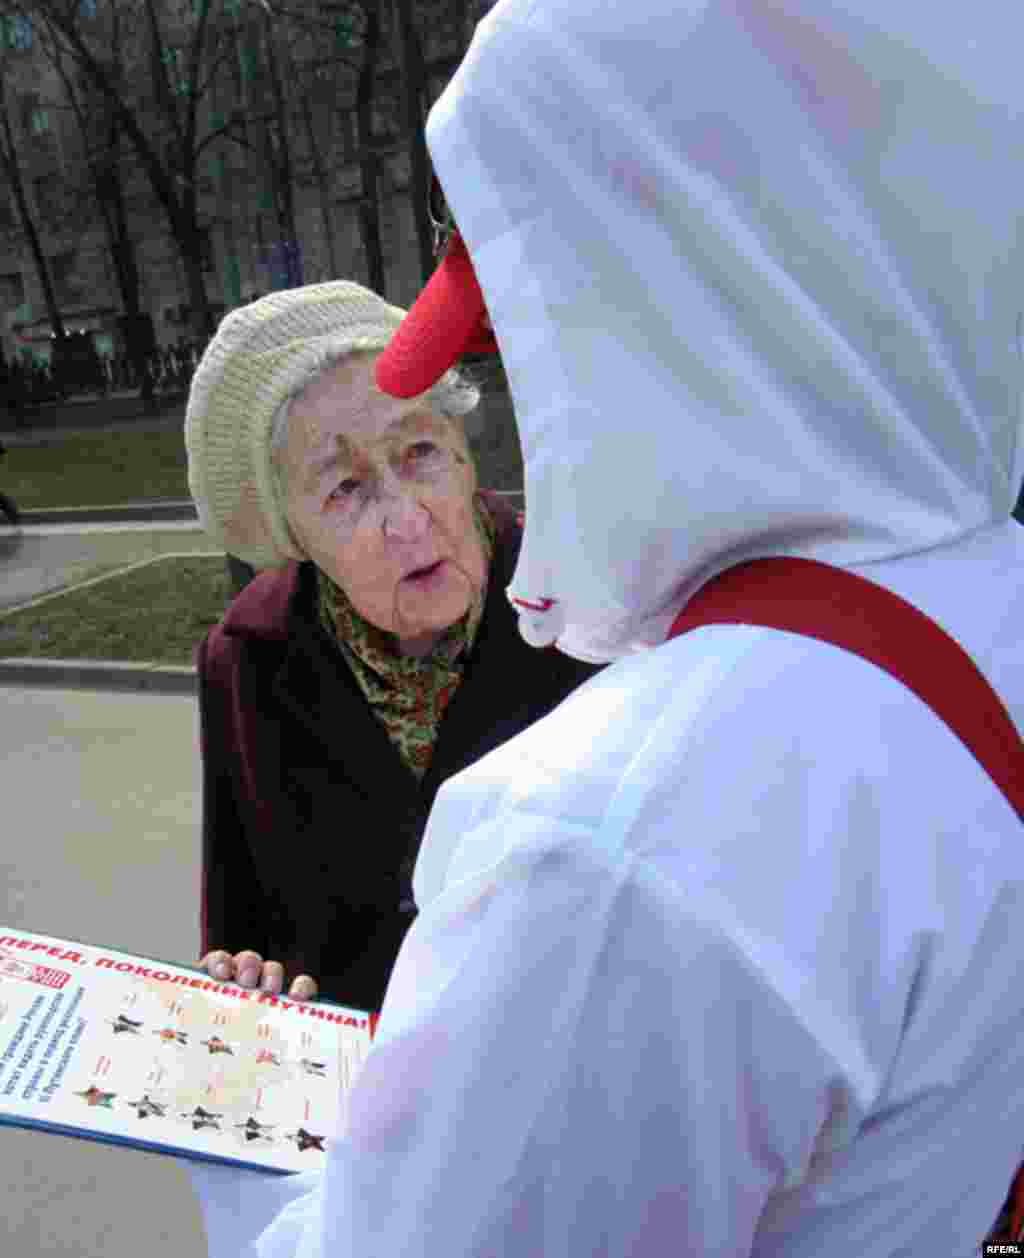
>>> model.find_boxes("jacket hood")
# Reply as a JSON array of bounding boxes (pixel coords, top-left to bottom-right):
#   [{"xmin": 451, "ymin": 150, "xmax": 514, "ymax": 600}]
[{"xmin": 426, "ymin": 0, "xmax": 1024, "ymax": 662}]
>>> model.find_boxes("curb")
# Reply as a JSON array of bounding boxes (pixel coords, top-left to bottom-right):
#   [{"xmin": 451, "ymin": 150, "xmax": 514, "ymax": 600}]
[
  {"xmin": 0, "ymin": 658, "xmax": 197, "ymax": 695},
  {"xmin": 18, "ymin": 501, "xmax": 198, "ymax": 526}
]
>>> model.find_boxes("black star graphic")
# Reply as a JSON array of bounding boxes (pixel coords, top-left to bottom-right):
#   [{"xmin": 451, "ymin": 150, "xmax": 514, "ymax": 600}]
[
  {"xmin": 111, "ymin": 1015, "xmax": 143, "ymax": 1034},
  {"xmin": 181, "ymin": 1105, "xmax": 223, "ymax": 1132},
  {"xmin": 127, "ymin": 1094, "xmax": 167, "ymax": 1119},
  {"xmin": 235, "ymin": 1116, "xmax": 275, "ymax": 1142},
  {"xmin": 292, "ymin": 1128, "xmax": 326, "ymax": 1152}
]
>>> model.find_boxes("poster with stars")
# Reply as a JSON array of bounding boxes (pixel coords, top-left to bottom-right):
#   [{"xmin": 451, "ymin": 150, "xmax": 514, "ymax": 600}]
[{"xmin": 0, "ymin": 927, "xmax": 378, "ymax": 1174}]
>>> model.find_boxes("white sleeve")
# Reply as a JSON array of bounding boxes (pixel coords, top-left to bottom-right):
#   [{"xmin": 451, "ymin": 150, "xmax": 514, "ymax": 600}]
[
  {"xmin": 186, "ymin": 1162, "xmax": 324, "ymax": 1257},
  {"xmin": 249, "ymin": 826, "xmax": 850, "ymax": 1257}
]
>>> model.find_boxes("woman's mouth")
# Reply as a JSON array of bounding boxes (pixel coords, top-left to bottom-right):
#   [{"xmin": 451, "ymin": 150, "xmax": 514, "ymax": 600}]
[{"xmin": 404, "ymin": 560, "xmax": 447, "ymax": 586}]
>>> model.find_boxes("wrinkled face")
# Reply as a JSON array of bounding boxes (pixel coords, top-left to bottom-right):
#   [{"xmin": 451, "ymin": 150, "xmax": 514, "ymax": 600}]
[{"xmin": 277, "ymin": 354, "xmax": 487, "ymax": 652}]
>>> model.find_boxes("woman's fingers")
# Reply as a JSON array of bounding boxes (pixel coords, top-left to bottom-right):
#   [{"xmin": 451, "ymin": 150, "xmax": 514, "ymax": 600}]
[
  {"xmin": 232, "ymin": 950, "xmax": 264, "ymax": 986},
  {"xmin": 289, "ymin": 975, "xmax": 318, "ymax": 1002},
  {"xmin": 255, "ymin": 960, "xmax": 285, "ymax": 993},
  {"xmin": 200, "ymin": 950, "xmax": 234, "ymax": 980},
  {"xmin": 199, "ymin": 951, "xmax": 317, "ymax": 1000}
]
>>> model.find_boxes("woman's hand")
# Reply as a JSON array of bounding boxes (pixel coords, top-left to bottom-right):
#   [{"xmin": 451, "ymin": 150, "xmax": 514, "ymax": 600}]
[{"xmin": 199, "ymin": 950, "xmax": 319, "ymax": 1001}]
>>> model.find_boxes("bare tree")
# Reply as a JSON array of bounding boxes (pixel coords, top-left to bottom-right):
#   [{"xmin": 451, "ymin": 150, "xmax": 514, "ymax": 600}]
[
  {"xmin": 295, "ymin": 78, "xmax": 340, "ymax": 280},
  {"xmin": 36, "ymin": 26, "xmax": 156, "ymax": 402},
  {"xmin": 0, "ymin": 64, "xmax": 65, "ymax": 341},
  {"xmin": 2, "ymin": 0, "xmax": 475, "ymax": 344},
  {"xmin": 241, "ymin": 0, "xmax": 460, "ymax": 299},
  {"xmin": 256, "ymin": 1, "xmax": 390, "ymax": 295},
  {"xmin": 8, "ymin": 0, "xmax": 268, "ymax": 337},
  {"xmin": 390, "ymin": 0, "xmax": 432, "ymax": 283},
  {"xmin": 257, "ymin": 7, "xmax": 302, "ymax": 285},
  {"xmin": 354, "ymin": 1, "xmax": 386, "ymax": 294},
  {"xmin": 279, "ymin": 7, "xmax": 367, "ymax": 283}
]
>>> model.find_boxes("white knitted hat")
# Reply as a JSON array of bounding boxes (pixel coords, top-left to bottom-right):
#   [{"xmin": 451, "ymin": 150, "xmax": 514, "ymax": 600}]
[{"xmin": 184, "ymin": 282, "xmax": 412, "ymax": 569}]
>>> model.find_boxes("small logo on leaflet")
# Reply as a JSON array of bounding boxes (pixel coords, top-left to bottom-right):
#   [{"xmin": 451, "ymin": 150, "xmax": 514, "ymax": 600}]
[{"xmin": 0, "ymin": 948, "xmax": 70, "ymax": 991}]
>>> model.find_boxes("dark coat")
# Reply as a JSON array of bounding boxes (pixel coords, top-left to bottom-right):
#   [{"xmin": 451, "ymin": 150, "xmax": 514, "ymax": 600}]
[{"xmin": 196, "ymin": 495, "xmax": 602, "ymax": 1013}]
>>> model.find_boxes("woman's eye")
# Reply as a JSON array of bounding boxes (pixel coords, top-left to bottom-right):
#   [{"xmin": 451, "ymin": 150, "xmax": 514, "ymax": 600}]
[
  {"xmin": 408, "ymin": 441, "xmax": 438, "ymax": 459},
  {"xmin": 329, "ymin": 478, "xmax": 360, "ymax": 502}
]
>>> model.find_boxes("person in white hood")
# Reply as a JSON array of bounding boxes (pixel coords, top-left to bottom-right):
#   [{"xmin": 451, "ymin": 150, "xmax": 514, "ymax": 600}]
[{"xmin": 187, "ymin": 0, "xmax": 1024, "ymax": 1253}]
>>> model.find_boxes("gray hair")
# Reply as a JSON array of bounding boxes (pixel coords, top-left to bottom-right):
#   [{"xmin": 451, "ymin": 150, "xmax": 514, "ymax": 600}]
[{"xmin": 269, "ymin": 349, "xmax": 481, "ymax": 488}]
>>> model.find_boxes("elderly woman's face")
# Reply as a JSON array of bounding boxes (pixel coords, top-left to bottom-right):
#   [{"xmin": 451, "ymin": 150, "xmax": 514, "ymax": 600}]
[{"xmin": 278, "ymin": 355, "xmax": 487, "ymax": 654}]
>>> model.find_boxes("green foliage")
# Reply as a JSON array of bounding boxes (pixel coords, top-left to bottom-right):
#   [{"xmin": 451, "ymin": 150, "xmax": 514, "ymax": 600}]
[
  {"xmin": 238, "ymin": 43, "xmax": 257, "ymax": 81},
  {"xmin": 0, "ymin": 13, "xmax": 32, "ymax": 50},
  {"xmin": 335, "ymin": 14, "xmax": 356, "ymax": 50}
]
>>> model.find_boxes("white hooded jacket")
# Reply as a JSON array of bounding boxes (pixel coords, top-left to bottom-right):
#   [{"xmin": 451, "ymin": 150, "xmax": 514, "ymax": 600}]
[{"xmin": 189, "ymin": 1, "xmax": 1024, "ymax": 1254}]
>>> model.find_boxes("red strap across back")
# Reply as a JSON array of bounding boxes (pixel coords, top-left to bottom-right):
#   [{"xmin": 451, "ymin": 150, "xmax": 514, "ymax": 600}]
[
  {"xmin": 668, "ymin": 557, "xmax": 1023, "ymax": 821},
  {"xmin": 669, "ymin": 555, "xmax": 1024, "ymax": 1244}
]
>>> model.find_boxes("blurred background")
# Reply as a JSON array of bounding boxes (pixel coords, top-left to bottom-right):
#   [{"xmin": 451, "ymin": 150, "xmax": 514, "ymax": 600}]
[{"xmin": 0, "ymin": 0, "xmax": 499, "ymax": 419}]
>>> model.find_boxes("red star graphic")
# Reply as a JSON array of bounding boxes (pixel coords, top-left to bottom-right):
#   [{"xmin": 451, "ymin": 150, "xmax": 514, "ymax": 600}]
[{"xmin": 75, "ymin": 1086, "xmax": 116, "ymax": 1108}]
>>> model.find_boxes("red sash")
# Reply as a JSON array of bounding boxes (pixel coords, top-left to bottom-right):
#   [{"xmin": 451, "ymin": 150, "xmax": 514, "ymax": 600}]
[{"xmin": 669, "ymin": 557, "xmax": 1022, "ymax": 817}]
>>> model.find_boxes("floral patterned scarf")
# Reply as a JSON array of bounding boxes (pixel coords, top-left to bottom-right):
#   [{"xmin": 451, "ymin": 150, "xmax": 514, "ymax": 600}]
[{"xmin": 316, "ymin": 494, "xmax": 497, "ymax": 781}]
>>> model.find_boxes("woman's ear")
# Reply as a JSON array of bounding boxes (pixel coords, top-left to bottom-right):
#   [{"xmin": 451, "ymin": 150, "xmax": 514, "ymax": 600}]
[{"xmin": 274, "ymin": 470, "xmax": 310, "ymax": 561}]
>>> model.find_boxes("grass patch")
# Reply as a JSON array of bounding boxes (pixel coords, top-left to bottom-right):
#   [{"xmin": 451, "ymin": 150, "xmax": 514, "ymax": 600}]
[
  {"xmin": 0, "ymin": 555, "xmax": 232, "ymax": 666},
  {"xmin": 2, "ymin": 426, "xmax": 189, "ymax": 509}
]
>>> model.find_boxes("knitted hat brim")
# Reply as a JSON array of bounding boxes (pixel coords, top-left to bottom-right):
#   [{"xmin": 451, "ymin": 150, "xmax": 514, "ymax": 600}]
[{"xmin": 185, "ymin": 292, "xmax": 406, "ymax": 569}]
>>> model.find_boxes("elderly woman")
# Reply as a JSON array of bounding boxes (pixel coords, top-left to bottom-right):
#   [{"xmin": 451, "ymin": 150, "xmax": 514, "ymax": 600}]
[{"xmin": 184, "ymin": 281, "xmax": 600, "ymax": 1014}]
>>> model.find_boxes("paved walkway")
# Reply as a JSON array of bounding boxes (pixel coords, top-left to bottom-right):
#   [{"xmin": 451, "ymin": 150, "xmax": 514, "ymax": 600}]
[{"xmin": 0, "ymin": 684, "xmax": 209, "ymax": 1258}]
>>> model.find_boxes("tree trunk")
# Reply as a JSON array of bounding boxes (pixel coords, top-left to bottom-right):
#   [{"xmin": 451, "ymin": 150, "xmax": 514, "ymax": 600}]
[
  {"xmin": 356, "ymin": 4, "xmax": 386, "ymax": 296},
  {"xmin": 53, "ymin": 44, "xmax": 153, "ymax": 403},
  {"xmin": 169, "ymin": 186, "xmax": 215, "ymax": 339},
  {"xmin": 216, "ymin": 150, "xmax": 242, "ymax": 311},
  {"xmin": 30, "ymin": 0, "xmax": 219, "ymax": 347},
  {"xmin": 99, "ymin": 163, "xmax": 155, "ymax": 404},
  {"xmin": 173, "ymin": 176, "xmax": 215, "ymax": 338},
  {"xmin": 262, "ymin": 15, "xmax": 302, "ymax": 288},
  {"xmin": 392, "ymin": 0, "xmax": 434, "ymax": 283},
  {"xmin": 143, "ymin": 0, "xmax": 214, "ymax": 338},
  {"xmin": 299, "ymin": 91, "xmax": 339, "ymax": 280},
  {"xmin": 183, "ymin": 242, "xmax": 215, "ymax": 339},
  {"xmin": 0, "ymin": 100, "xmax": 65, "ymax": 345}
]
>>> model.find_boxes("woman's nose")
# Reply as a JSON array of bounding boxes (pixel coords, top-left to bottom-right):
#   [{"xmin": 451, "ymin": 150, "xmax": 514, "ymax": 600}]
[{"xmin": 380, "ymin": 487, "xmax": 430, "ymax": 540}]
